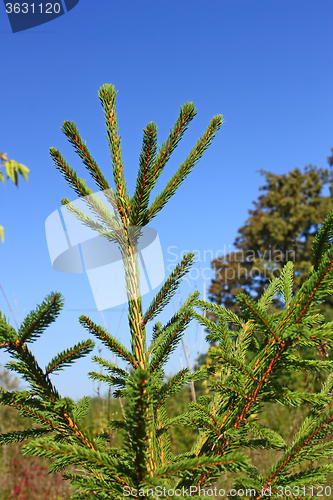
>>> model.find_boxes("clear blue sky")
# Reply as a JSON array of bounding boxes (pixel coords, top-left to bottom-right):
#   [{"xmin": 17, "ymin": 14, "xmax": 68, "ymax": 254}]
[{"xmin": 1, "ymin": 0, "xmax": 332, "ymax": 401}]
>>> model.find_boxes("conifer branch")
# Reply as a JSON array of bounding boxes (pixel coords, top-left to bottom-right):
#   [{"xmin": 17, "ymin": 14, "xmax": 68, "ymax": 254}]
[
  {"xmin": 154, "ymin": 453, "xmax": 251, "ymax": 479},
  {"xmin": 50, "ymin": 148, "xmax": 94, "ymax": 198},
  {"xmin": 208, "ymin": 348, "xmax": 258, "ymax": 381},
  {"xmin": 91, "ymin": 355, "xmax": 129, "ymax": 379},
  {"xmin": 0, "ymin": 427, "xmax": 50, "ymax": 445},
  {"xmin": 17, "ymin": 291, "xmax": 64, "ymax": 344},
  {"xmin": 23, "ymin": 440, "xmax": 133, "ymax": 486},
  {"xmin": 130, "ymin": 122, "xmax": 158, "ymax": 226},
  {"xmin": 5, "ymin": 351, "xmax": 60, "ymax": 402},
  {"xmin": 237, "ymin": 293, "xmax": 282, "ymax": 343},
  {"xmin": 192, "ymin": 310, "xmax": 228, "ymax": 342},
  {"xmin": 0, "ymin": 314, "xmax": 18, "ymax": 345},
  {"xmin": 0, "ymin": 388, "xmax": 93, "ymax": 450},
  {"xmin": 257, "ymin": 277, "xmax": 280, "ymax": 311},
  {"xmin": 61, "ymin": 121, "xmax": 111, "ymax": 192},
  {"xmin": 149, "ymin": 308, "xmax": 194, "ymax": 374},
  {"xmin": 45, "ymin": 339, "xmax": 95, "ymax": 375},
  {"xmin": 185, "ymin": 403, "xmax": 223, "ymax": 439},
  {"xmin": 244, "ymin": 420, "xmax": 286, "ymax": 450},
  {"xmin": 124, "ymin": 368, "xmax": 154, "ymax": 480},
  {"xmin": 60, "ymin": 190, "xmax": 123, "ymax": 240},
  {"xmin": 72, "ymin": 395, "xmax": 91, "ymax": 422},
  {"xmin": 78, "ymin": 316, "xmax": 138, "ymax": 368},
  {"xmin": 312, "ymin": 208, "xmax": 333, "ymax": 271},
  {"xmin": 0, "ymin": 388, "xmax": 58, "ymax": 428},
  {"xmin": 142, "ymin": 253, "xmax": 195, "ymax": 327},
  {"xmin": 294, "ymin": 246, "xmax": 333, "ymax": 323},
  {"xmin": 144, "ymin": 114, "xmax": 224, "ymax": 224},
  {"xmin": 192, "ymin": 234, "xmax": 333, "ymax": 495},
  {"xmin": 278, "ymin": 261, "xmax": 294, "ymax": 308},
  {"xmin": 195, "ymin": 299, "xmax": 244, "ymax": 326},
  {"xmin": 144, "ymin": 103, "xmax": 197, "ymax": 197},
  {"xmin": 156, "ymin": 368, "xmax": 206, "ymax": 410},
  {"xmin": 98, "ymin": 84, "xmax": 130, "ymax": 224},
  {"xmin": 88, "ymin": 371, "xmax": 126, "ymax": 389},
  {"xmin": 148, "ymin": 291, "xmax": 199, "ymax": 359},
  {"xmin": 278, "ymin": 244, "xmax": 333, "ymax": 330},
  {"xmin": 262, "ymin": 410, "xmax": 333, "ymax": 491}
]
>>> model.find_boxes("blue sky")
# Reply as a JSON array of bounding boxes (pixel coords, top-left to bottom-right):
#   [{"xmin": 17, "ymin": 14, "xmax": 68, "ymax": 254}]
[{"xmin": 0, "ymin": 0, "xmax": 332, "ymax": 401}]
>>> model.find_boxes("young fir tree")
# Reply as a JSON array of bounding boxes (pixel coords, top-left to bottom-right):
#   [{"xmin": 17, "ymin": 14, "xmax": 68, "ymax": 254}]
[{"xmin": 0, "ymin": 85, "xmax": 333, "ymax": 499}]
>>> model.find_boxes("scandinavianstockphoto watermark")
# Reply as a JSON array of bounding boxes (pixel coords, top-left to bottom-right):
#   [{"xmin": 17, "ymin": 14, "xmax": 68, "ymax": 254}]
[
  {"xmin": 166, "ymin": 245, "xmax": 296, "ymax": 284},
  {"xmin": 123, "ymin": 485, "xmax": 264, "ymax": 497},
  {"xmin": 45, "ymin": 189, "xmax": 165, "ymax": 311},
  {"xmin": 123, "ymin": 485, "xmax": 331, "ymax": 497},
  {"xmin": 3, "ymin": 0, "xmax": 80, "ymax": 33}
]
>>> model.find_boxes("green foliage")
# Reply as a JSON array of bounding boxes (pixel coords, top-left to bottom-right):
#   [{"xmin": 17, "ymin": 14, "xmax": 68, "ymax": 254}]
[
  {"xmin": 0, "ymin": 151, "xmax": 30, "ymax": 243},
  {"xmin": 0, "ymin": 364, "xmax": 74, "ymax": 499},
  {"xmin": 0, "ymin": 152, "xmax": 30, "ymax": 186},
  {"xmin": 193, "ymin": 251, "xmax": 333, "ymax": 496},
  {"xmin": 1, "ymin": 85, "xmax": 333, "ymax": 499}
]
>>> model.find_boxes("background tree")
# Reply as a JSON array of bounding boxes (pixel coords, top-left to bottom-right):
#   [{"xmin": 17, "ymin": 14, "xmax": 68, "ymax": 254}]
[
  {"xmin": 0, "ymin": 151, "xmax": 30, "ymax": 243},
  {"xmin": 327, "ymin": 147, "xmax": 333, "ymax": 168},
  {"xmin": 208, "ymin": 151, "xmax": 333, "ymax": 321}
]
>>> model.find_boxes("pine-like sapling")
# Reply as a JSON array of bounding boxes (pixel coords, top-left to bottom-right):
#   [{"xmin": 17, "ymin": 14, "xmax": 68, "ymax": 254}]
[{"xmin": 0, "ymin": 85, "xmax": 333, "ymax": 499}]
